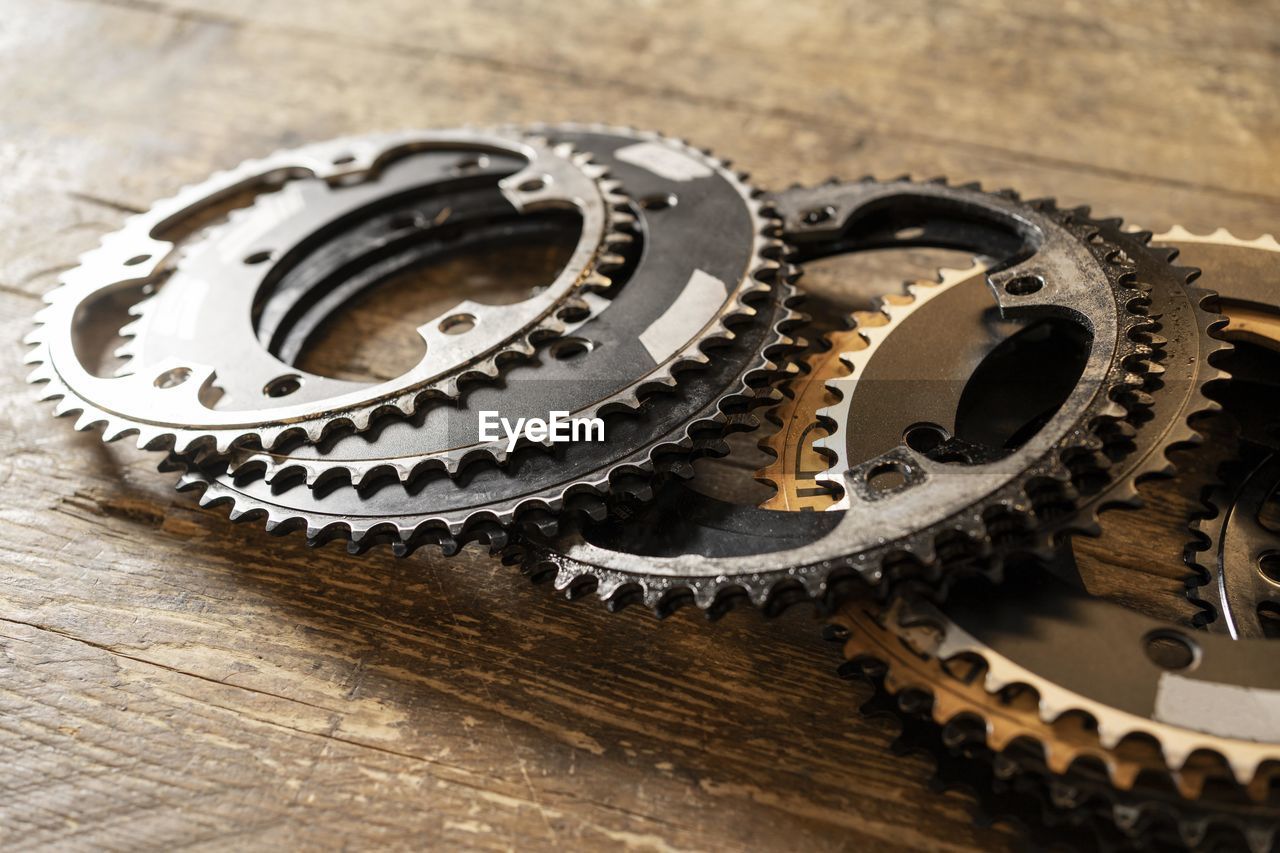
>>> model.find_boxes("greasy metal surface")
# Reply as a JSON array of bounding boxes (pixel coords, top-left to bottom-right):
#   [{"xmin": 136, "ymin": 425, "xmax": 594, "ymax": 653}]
[{"xmin": 518, "ymin": 179, "xmax": 1163, "ymax": 613}]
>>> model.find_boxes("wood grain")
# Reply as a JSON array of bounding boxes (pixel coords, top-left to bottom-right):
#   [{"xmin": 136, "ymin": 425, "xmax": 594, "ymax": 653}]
[{"xmin": 0, "ymin": 0, "xmax": 1274, "ymax": 848}]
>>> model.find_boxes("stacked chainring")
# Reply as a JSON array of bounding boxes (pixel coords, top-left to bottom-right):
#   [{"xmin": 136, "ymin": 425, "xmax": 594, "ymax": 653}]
[{"xmin": 30, "ymin": 125, "xmax": 1280, "ymax": 849}]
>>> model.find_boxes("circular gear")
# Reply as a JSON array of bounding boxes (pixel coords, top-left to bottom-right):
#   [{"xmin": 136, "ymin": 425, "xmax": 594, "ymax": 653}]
[
  {"xmin": 1176, "ymin": 227, "xmax": 1280, "ymax": 638},
  {"xmin": 1193, "ymin": 451, "xmax": 1280, "ymax": 640},
  {"xmin": 217, "ymin": 126, "xmax": 784, "ymax": 487},
  {"xmin": 830, "ymin": 563, "xmax": 1280, "ymax": 851},
  {"xmin": 776, "ymin": 222, "xmax": 1226, "ymax": 536},
  {"xmin": 831, "ymin": 580, "xmax": 1280, "ymax": 851},
  {"xmin": 754, "ymin": 262, "xmax": 988, "ymax": 512},
  {"xmin": 169, "ymin": 127, "xmax": 798, "ymax": 554},
  {"xmin": 814, "ymin": 224, "xmax": 1271, "ymax": 851},
  {"xmin": 26, "ymin": 128, "xmax": 629, "ymax": 455},
  {"xmin": 517, "ymin": 179, "xmax": 1182, "ymax": 615}
]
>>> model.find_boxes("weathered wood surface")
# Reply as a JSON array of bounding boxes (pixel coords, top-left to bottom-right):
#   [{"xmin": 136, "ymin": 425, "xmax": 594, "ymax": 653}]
[{"xmin": 0, "ymin": 0, "xmax": 1276, "ymax": 848}]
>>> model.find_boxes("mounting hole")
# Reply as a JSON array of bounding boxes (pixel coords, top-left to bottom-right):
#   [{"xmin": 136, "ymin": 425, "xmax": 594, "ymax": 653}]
[
  {"xmin": 904, "ymin": 422, "xmax": 949, "ymax": 453},
  {"xmin": 640, "ymin": 193, "xmax": 678, "ymax": 211},
  {"xmin": 1259, "ymin": 551, "xmax": 1280, "ymax": 584},
  {"xmin": 244, "ymin": 250, "xmax": 274, "ymax": 265},
  {"xmin": 1005, "ymin": 274, "xmax": 1044, "ymax": 296},
  {"xmin": 332, "ymin": 153, "xmax": 356, "ymax": 166},
  {"xmin": 894, "ymin": 226, "xmax": 925, "ymax": 241},
  {"xmin": 1254, "ymin": 550, "xmax": 1280, "ymax": 584},
  {"xmin": 439, "ymin": 313, "xmax": 476, "ymax": 335},
  {"xmin": 1143, "ymin": 630, "xmax": 1199, "ymax": 670},
  {"xmin": 517, "ymin": 176, "xmax": 549, "ymax": 193},
  {"xmin": 154, "ymin": 367, "xmax": 191, "ymax": 389},
  {"xmin": 550, "ymin": 337, "xmax": 593, "ymax": 360},
  {"xmin": 867, "ymin": 461, "xmax": 908, "ymax": 494},
  {"xmin": 557, "ymin": 304, "xmax": 590, "ymax": 324},
  {"xmin": 263, "ymin": 374, "xmax": 303, "ymax": 398},
  {"xmin": 124, "ymin": 254, "xmax": 151, "ymax": 267},
  {"xmin": 455, "ymin": 154, "xmax": 491, "ymax": 171},
  {"xmin": 802, "ymin": 205, "xmax": 836, "ymax": 225}
]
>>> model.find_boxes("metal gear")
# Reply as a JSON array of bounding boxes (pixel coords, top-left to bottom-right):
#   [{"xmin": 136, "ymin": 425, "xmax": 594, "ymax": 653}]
[
  {"xmin": 829, "ymin": 563, "xmax": 1280, "ymax": 852},
  {"xmin": 1192, "ymin": 450, "xmax": 1280, "ymax": 640},
  {"xmin": 168, "ymin": 127, "xmax": 800, "ymax": 554},
  {"xmin": 831, "ymin": 591, "xmax": 1280, "ymax": 851},
  {"xmin": 516, "ymin": 178, "xmax": 1192, "ymax": 615},
  {"xmin": 804, "ymin": 222, "xmax": 1225, "ymax": 537},
  {"xmin": 753, "ymin": 218, "xmax": 1228, "ymax": 618},
  {"xmin": 26, "ymin": 128, "xmax": 630, "ymax": 455},
  {"xmin": 753, "ymin": 263, "xmax": 986, "ymax": 511},
  {"xmin": 215, "ymin": 126, "xmax": 784, "ymax": 487},
  {"xmin": 1173, "ymin": 227, "xmax": 1280, "ymax": 638},
  {"xmin": 847, "ymin": 663, "xmax": 1129, "ymax": 851},
  {"xmin": 1157, "ymin": 228, "xmax": 1280, "ymax": 354},
  {"xmin": 811, "ymin": 225, "xmax": 1273, "ymax": 850}
]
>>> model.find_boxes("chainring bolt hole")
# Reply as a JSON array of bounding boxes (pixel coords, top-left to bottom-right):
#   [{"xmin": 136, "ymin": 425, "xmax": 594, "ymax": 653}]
[
  {"xmin": 903, "ymin": 422, "xmax": 949, "ymax": 453},
  {"xmin": 154, "ymin": 367, "xmax": 191, "ymax": 389},
  {"xmin": 1142, "ymin": 629, "xmax": 1200, "ymax": 671},
  {"xmin": 1258, "ymin": 551, "xmax": 1280, "ymax": 585},
  {"xmin": 867, "ymin": 461, "xmax": 909, "ymax": 494},
  {"xmin": 517, "ymin": 176, "xmax": 550, "ymax": 193},
  {"xmin": 1004, "ymin": 274, "xmax": 1044, "ymax": 296},
  {"xmin": 263, "ymin": 374, "xmax": 303, "ymax": 397},
  {"xmin": 439, "ymin": 313, "xmax": 476, "ymax": 335}
]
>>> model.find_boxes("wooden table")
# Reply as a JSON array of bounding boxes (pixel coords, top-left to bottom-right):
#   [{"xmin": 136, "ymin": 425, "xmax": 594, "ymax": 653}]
[{"xmin": 1, "ymin": 1, "xmax": 1275, "ymax": 848}]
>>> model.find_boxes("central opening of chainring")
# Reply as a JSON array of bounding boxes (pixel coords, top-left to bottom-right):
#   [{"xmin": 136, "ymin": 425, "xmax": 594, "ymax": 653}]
[
  {"xmin": 286, "ymin": 211, "xmax": 583, "ymax": 383},
  {"xmin": 833, "ymin": 256, "xmax": 1092, "ymax": 474},
  {"xmin": 248, "ymin": 151, "xmax": 595, "ymax": 385}
]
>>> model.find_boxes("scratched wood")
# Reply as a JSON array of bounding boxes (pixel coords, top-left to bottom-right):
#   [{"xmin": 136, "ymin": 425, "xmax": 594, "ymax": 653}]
[{"xmin": 0, "ymin": 0, "xmax": 1276, "ymax": 849}]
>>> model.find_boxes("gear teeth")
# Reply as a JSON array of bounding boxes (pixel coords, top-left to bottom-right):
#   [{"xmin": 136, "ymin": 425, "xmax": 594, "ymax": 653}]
[
  {"xmin": 514, "ymin": 179, "xmax": 1226, "ymax": 617},
  {"xmin": 52, "ymin": 397, "xmax": 81, "ymax": 418},
  {"xmin": 811, "ymin": 261, "xmax": 987, "ymax": 509},
  {"xmin": 836, "ymin": 600, "xmax": 1280, "ymax": 850},
  {"xmin": 1186, "ymin": 450, "xmax": 1280, "ymax": 639},
  {"xmin": 27, "ymin": 129, "xmax": 631, "ymax": 462},
  {"xmin": 941, "ymin": 618, "xmax": 1276, "ymax": 791},
  {"xmin": 691, "ymin": 583, "xmax": 719, "ymax": 611},
  {"xmin": 227, "ymin": 127, "xmax": 794, "ymax": 493},
  {"xmin": 841, "ymin": 636, "xmax": 1109, "ymax": 849},
  {"xmin": 1158, "ymin": 224, "xmax": 1280, "ymax": 253}
]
